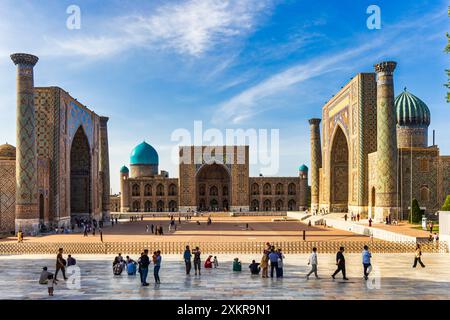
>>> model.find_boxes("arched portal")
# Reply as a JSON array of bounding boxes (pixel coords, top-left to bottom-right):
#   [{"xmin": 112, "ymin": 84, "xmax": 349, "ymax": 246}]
[
  {"xmin": 330, "ymin": 126, "xmax": 349, "ymax": 212},
  {"xmin": 196, "ymin": 163, "xmax": 230, "ymax": 211},
  {"xmin": 70, "ymin": 126, "xmax": 91, "ymax": 219}
]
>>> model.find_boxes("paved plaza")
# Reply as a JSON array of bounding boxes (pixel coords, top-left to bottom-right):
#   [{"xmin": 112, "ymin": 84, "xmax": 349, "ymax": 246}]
[
  {"xmin": 2, "ymin": 216, "xmax": 373, "ymax": 243},
  {"xmin": 1, "ymin": 253, "xmax": 449, "ymax": 300}
]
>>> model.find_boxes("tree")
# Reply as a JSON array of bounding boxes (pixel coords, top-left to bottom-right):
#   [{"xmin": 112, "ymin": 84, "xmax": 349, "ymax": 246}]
[
  {"xmin": 442, "ymin": 195, "xmax": 450, "ymax": 211},
  {"xmin": 411, "ymin": 198, "xmax": 422, "ymax": 224}
]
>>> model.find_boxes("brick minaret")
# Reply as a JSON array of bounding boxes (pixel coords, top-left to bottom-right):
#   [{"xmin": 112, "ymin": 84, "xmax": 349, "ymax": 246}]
[
  {"xmin": 374, "ymin": 61, "xmax": 398, "ymax": 221},
  {"xmin": 11, "ymin": 53, "xmax": 39, "ymax": 234},
  {"xmin": 99, "ymin": 116, "xmax": 111, "ymax": 221},
  {"xmin": 309, "ymin": 118, "xmax": 322, "ymax": 212}
]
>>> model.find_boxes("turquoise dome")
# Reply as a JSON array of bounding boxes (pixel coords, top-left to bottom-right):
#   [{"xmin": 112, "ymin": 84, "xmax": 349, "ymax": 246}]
[
  {"xmin": 120, "ymin": 165, "xmax": 129, "ymax": 173},
  {"xmin": 130, "ymin": 141, "xmax": 159, "ymax": 165},
  {"xmin": 299, "ymin": 164, "xmax": 308, "ymax": 172},
  {"xmin": 395, "ymin": 89, "xmax": 430, "ymax": 127}
]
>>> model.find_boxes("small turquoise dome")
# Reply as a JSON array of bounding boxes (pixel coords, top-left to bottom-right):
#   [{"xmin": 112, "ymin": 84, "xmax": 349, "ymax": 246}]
[
  {"xmin": 395, "ymin": 89, "xmax": 430, "ymax": 127},
  {"xmin": 299, "ymin": 164, "xmax": 308, "ymax": 172},
  {"xmin": 120, "ymin": 165, "xmax": 129, "ymax": 173},
  {"xmin": 130, "ymin": 141, "xmax": 159, "ymax": 165}
]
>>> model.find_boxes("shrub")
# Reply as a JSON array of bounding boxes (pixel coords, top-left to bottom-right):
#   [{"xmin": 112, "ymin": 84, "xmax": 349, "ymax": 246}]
[
  {"xmin": 442, "ymin": 195, "xmax": 450, "ymax": 211},
  {"xmin": 411, "ymin": 198, "xmax": 422, "ymax": 224}
]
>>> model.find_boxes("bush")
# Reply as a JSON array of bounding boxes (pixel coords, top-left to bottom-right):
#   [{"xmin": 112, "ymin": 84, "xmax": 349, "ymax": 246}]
[
  {"xmin": 411, "ymin": 198, "xmax": 422, "ymax": 224},
  {"xmin": 442, "ymin": 195, "xmax": 450, "ymax": 211}
]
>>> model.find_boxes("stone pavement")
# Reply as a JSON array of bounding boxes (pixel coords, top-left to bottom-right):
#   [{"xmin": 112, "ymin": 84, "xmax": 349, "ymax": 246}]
[{"xmin": 0, "ymin": 253, "xmax": 449, "ymax": 300}]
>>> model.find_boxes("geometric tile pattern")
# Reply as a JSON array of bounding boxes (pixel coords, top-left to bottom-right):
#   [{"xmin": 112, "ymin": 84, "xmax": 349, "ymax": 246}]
[{"xmin": 0, "ymin": 253, "xmax": 449, "ymax": 300}]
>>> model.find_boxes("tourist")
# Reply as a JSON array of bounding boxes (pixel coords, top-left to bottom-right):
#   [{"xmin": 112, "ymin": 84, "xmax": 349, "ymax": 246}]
[
  {"xmin": 204, "ymin": 255, "xmax": 213, "ymax": 268},
  {"xmin": 115, "ymin": 217, "xmax": 118, "ymax": 224},
  {"xmin": 47, "ymin": 274, "xmax": 55, "ymax": 296},
  {"xmin": 39, "ymin": 267, "xmax": 53, "ymax": 285},
  {"xmin": 213, "ymin": 256, "xmax": 219, "ymax": 268},
  {"xmin": 67, "ymin": 254, "xmax": 76, "ymax": 267},
  {"xmin": 83, "ymin": 225, "xmax": 88, "ymax": 237},
  {"xmin": 154, "ymin": 250, "xmax": 161, "ymax": 284},
  {"xmin": 159, "ymin": 226, "xmax": 164, "ymax": 235},
  {"xmin": 151, "ymin": 224, "xmax": 154, "ymax": 234},
  {"xmin": 433, "ymin": 233, "xmax": 439, "ymax": 243},
  {"xmin": 268, "ymin": 249, "xmax": 279, "ymax": 278},
  {"xmin": 277, "ymin": 249, "xmax": 285, "ymax": 278},
  {"xmin": 17, "ymin": 230, "xmax": 23, "ymax": 243},
  {"xmin": 111, "ymin": 219, "xmax": 114, "ymax": 227},
  {"xmin": 260, "ymin": 253, "xmax": 269, "ymax": 278},
  {"xmin": 193, "ymin": 246, "xmax": 201, "ymax": 276},
  {"xmin": 55, "ymin": 248, "xmax": 67, "ymax": 281},
  {"xmin": 413, "ymin": 244, "xmax": 426, "ymax": 268},
  {"xmin": 357, "ymin": 213, "xmax": 360, "ymax": 221},
  {"xmin": 332, "ymin": 247, "xmax": 348, "ymax": 280},
  {"xmin": 139, "ymin": 249, "xmax": 150, "ymax": 286},
  {"xmin": 362, "ymin": 245, "xmax": 372, "ymax": 280},
  {"xmin": 249, "ymin": 260, "xmax": 260, "ymax": 275},
  {"xmin": 368, "ymin": 218, "xmax": 372, "ymax": 227},
  {"xmin": 429, "ymin": 222, "xmax": 434, "ymax": 234},
  {"xmin": 306, "ymin": 247, "xmax": 319, "ymax": 279},
  {"xmin": 126, "ymin": 256, "xmax": 137, "ymax": 275},
  {"xmin": 233, "ymin": 258, "xmax": 242, "ymax": 272},
  {"xmin": 344, "ymin": 214, "xmax": 348, "ymax": 221},
  {"xmin": 146, "ymin": 225, "xmax": 149, "ymax": 233},
  {"xmin": 99, "ymin": 228, "xmax": 103, "ymax": 242},
  {"xmin": 183, "ymin": 245, "xmax": 192, "ymax": 275}
]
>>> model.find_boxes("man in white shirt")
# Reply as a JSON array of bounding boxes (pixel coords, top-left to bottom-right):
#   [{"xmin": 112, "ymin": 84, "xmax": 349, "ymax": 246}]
[{"xmin": 306, "ymin": 247, "xmax": 319, "ymax": 279}]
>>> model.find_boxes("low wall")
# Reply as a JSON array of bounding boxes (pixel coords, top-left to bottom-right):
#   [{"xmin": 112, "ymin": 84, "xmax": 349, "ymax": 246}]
[
  {"xmin": 439, "ymin": 211, "xmax": 450, "ymax": 247},
  {"xmin": 0, "ymin": 240, "xmax": 446, "ymax": 255},
  {"xmin": 323, "ymin": 218, "xmax": 417, "ymax": 243}
]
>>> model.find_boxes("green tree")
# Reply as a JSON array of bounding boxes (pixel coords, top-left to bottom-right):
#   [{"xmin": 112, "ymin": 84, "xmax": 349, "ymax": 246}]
[
  {"xmin": 442, "ymin": 195, "xmax": 450, "ymax": 211},
  {"xmin": 411, "ymin": 198, "xmax": 422, "ymax": 224}
]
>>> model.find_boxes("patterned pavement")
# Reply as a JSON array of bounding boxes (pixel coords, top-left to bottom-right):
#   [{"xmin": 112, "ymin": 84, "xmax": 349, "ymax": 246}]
[{"xmin": 0, "ymin": 253, "xmax": 449, "ymax": 300}]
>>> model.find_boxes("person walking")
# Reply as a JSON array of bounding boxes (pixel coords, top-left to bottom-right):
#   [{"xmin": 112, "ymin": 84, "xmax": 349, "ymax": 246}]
[
  {"xmin": 146, "ymin": 225, "xmax": 149, "ymax": 233},
  {"xmin": 413, "ymin": 244, "xmax": 426, "ymax": 268},
  {"xmin": 154, "ymin": 250, "xmax": 161, "ymax": 284},
  {"xmin": 362, "ymin": 245, "xmax": 372, "ymax": 280},
  {"xmin": 183, "ymin": 245, "xmax": 192, "ymax": 275},
  {"xmin": 54, "ymin": 248, "xmax": 68, "ymax": 281},
  {"xmin": 268, "ymin": 249, "xmax": 279, "ymax": 278},
  {"xmin": 306, "ymin": 247, "xmax": 319, "ymax": 279},
  {"xmin": 151, "ymin": 224, "xmax": 154, "ymax": 234},
  {"xmin": 139, "ymin": 249, "xmax": 150, "ymax": 286},
  {"xmin": 99, "ymin": 228, "xmax": 103, "ymax": 242},
  {"xmin": 332, "ymin": 247, "xmax": 348, "ymax": 280},
  {"xmin": 193, "ymin": 246, "xmax": 201, "ymax": 276},
  {"xmin": 368, "ymin": 218, "xmax": 372, "ymax": 227},
  {"xmin": 260, "ymin": 253, "xmax": 269, "ymax": 278}
]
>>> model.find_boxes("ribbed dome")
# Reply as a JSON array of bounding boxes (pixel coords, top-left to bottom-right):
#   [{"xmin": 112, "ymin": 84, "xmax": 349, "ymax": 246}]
[
  {"xmin": 299, "ymin": 164, "xmax": 308, "ymax": 172},
  {"xmin": 395, "ymin": 89, "xmax": 430, "ymax": 126},
  {"xmin": 130, "ymin": 141, "xmax": 159, "ymax": 165},
  {"xmin": 120, "ymin": 165, "xmax": 129, "ymax": 173},
  {"xmin": 0, "ymin": 143, "xmax": 16, "ymax": 159}
]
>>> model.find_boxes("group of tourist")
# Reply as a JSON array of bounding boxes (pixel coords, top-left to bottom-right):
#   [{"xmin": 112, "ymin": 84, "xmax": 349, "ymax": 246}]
[
  {"xmin": 111, "ymin": 250, "xmax": 162, "ymax": 285},
  {"xmin": 145, "ymin": 224, "xmax": 165, "ymax": 235},
  {"xmin": 39, "ymin": 248, "xmax": 77, "ymax": 296}
]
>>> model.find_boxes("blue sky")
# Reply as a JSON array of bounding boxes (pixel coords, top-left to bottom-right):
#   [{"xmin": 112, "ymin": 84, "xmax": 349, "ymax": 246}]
[{"xmin": 0, "ymin": 0, "xmax": 448, "ymax": 193}]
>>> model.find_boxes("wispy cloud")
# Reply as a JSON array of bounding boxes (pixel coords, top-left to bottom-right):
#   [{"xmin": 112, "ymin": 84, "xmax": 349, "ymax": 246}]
[
  {"xmin": 48, "ymin": 0, "xmax": 274, "ymax": 58},
  {"xmin": 211, "ymin": 8, "xmax": 447, "ymax": 124}
]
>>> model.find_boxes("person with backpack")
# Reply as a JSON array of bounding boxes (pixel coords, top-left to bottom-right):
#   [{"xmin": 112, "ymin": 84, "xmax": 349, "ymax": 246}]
[
  {"xmin": 139, "ymin": 249, "xmax": 150, "ymax": 286},
  {"xmin": 193, "ymin": 246, "xmax": 201, "ymax": 276},
  {"xmin": 183, "ymin": 245, "xmax": 192, "ymax": 275}
]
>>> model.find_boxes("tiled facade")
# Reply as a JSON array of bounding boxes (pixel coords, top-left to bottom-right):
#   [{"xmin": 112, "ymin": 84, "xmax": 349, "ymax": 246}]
[
  {"xmin": 312, "ymin": 61, "xmax": 450, "ymax": 221},
  {"xmin": 0, "ymin": 54, "xmax": 110, "ymax": 235},
  {"xmin": 117, "ymin": 146, "xmax": 308, "ymax": 213}
]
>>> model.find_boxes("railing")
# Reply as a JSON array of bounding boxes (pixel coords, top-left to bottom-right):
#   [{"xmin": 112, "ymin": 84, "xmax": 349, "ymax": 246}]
[{"xmin": 0, "ymin": 240, "xmax": 447, "ymax": 255}]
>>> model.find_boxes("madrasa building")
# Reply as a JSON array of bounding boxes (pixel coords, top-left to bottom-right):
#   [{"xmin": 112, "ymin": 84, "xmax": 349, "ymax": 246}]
[
  {"xmin": 0, "ymin": 53, "xmax": 111, "ymax": 235},
  {"xmin": 113, "ymin": 145, "xmax": 309, "ymax": 213},
  {"xmin": 309, "ymin": 60, "xmax": 450, "ymax": 222}
]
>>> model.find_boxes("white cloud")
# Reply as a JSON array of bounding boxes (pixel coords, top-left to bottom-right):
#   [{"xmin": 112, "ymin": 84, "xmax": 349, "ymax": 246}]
[
  {"xmin": 48, "ymin": 0, "xmax": 273, "ymax": 58},
  {"xmin": 211, "ymin": 8, "xmax": 447, "ymax": 124}
]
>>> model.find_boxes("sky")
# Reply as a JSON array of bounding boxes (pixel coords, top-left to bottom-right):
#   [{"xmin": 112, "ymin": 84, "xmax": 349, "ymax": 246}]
[{"xmin": 0, "ymin": 0, "xmax": 448, "ymax": 194}]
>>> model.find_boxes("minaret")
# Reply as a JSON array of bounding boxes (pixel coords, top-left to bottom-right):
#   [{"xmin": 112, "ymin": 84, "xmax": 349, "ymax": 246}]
[
  {"xmin": 120, "ymin": 166, "xmax": 130, "ymax": 212},
  {"xmin": 374, "ymin": 61, "xmax": 398, "ymax": 221},
  {"xmin": 309, "ymin": 118, "xmax": 322, "ymax": 213},
  {"xmin": 298, "ymin": 165, "xmax": 309, "ymax": 210},
  {"xmin": 11, "ymin": 53, "xmax": 39, "ymax": 234},
  {"xmin": 99, "ymin": 116, "xmax": 111, "ymax": 221}
]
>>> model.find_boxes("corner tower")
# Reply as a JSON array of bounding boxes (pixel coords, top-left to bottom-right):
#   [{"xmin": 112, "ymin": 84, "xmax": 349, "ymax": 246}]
[
  {"xmin": 374, "ymin": 61, "xmax": 398, "ymax": 221},
  {"xmin": 11, "ymin": 53, "xmax": 39, "ymax": 234}
]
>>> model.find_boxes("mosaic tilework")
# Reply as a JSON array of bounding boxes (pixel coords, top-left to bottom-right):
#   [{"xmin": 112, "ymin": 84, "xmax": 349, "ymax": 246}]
[{"xmin": 0, "ymin": 253, "xmax": 449, "ymax": 300}]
